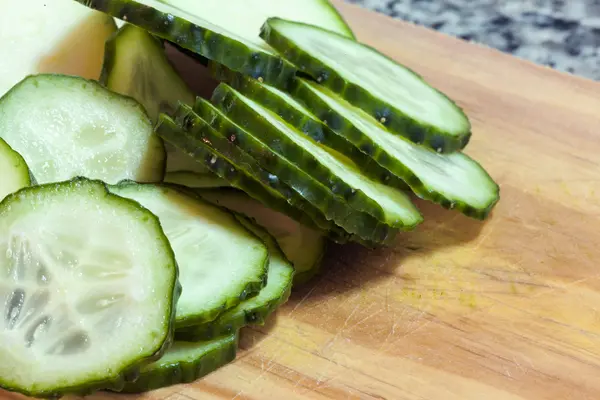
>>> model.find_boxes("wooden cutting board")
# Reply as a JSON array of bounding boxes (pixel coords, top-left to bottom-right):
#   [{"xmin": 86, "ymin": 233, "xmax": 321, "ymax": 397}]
[{"xmin": 5, "ymin": 1, "xmax": 600, "ymax": 399}]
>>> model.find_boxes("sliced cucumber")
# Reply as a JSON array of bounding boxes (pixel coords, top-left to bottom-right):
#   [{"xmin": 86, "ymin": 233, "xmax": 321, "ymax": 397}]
[
  {"xmin": 190, "ymin": 98, "xmax": 400, "ymax": 245},
  {"xmin": 177, "ymin": 217, "xmax": 294, "ymax": 341},
  {"xmin": 164, "ymin": 104, "xmax": 341, "ymax": 236},
  {"xmin": 0, "ymin": 138, "xmax": 31, "ymax": 202},
  {"xmin": 0, "ymin": 74, "xmax": 165, "ymax": 185},
  {"xmin": 165, "ymin": 145, "xmax": 211, "ymax": 175},
  {"xmin": 120, "ymin": 334, "xmax": 238, "ymax": 393},
  {"xmin": 76, "ymin": 0, "xmax": 354, "ymax": 88},
  {"xmin": 291, "ymin": 79, "xmax": 500, "ymax": 219},
  {"xmin": 0, "ymin": 0, "xmax": 116, "ymax": 98},
  {"xmin": 100, "ymin": 23, "xmax": 195, "ymax": 124},
  {"xmin": 0, "ymin": 178, "xmax": 179, "ymax": 397},
  {"xmin": 198, "ymin": 188, "xmax": 325, "ymax": 285},
  {"xmin": 109, "ymin": 182, "xmax": 269, "ymax": 328},
  {"xmin": 209, "ymin": 63, "xmax": 408, "ymax": 190},
  {"xmin": 211, "ymin": 83, "xmax": 423, "ymax": 231},
  {"xmin": 164, "ymin": 171, "xmax": 229, "ymax": 189},
  {"xmin": 261, "ymin": 18, "xmax": 471, "ymax": 152}
]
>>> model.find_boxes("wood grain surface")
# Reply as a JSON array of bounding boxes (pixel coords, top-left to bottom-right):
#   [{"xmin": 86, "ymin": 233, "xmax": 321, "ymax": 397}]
[{"xmin": 5, "ymin": 1, "xmax": 600, "ymax": 399}]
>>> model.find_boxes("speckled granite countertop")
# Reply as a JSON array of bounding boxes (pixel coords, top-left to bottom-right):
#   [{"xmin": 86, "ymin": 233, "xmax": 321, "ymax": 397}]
[{"xmin": 346, "ymin": 0, "xmax": 600, "ymax": 81}]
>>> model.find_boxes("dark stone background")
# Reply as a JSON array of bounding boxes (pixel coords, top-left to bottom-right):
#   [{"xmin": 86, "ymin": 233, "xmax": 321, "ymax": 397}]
[{"xmin": 346, "ymin": 0, "xmax": 600, "ymax": 81}]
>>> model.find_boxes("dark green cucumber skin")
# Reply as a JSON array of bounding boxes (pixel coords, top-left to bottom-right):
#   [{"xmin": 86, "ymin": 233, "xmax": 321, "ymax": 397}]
[
  {"xmin": 109, "ymin": 180, "xmax": 269, "ymax": 329},
  {"xmin": 155, "ymin": 114, "xmax": 340, "ymax": 239},
  {"xmin": 208, "ymin": 62, "xmax": 409, "ymax": 191},
  {"xmin": 260, "ymin": 18, "xmax": 471, "ymax": 153},
  {"xmin": 191, "ymin": 99, "xmax": 400, "ymax": 245},
  {"xmin": 165, "ymin": 105, "xmax": 335, "ymax": 234},
  {"xmin": 0, "ymin": 177, "xmax": 182, "ymax": 399},
  {"xmin": 210, "ymin": 84, "xmax": 421, "ymax": 232},
  {"xmin": 75, "ymin": 0, "xmax": 298, "ymax": 89},
  {"xmin": 290, "ymin": 79, "xmax": 499, "ymax": 220},
  {"xmin": 119, "ymin": 335, "xmax": 238, "ymax": 393},
  {"xmin": 190, "ymin": 100, "xmax": 360, "ymax": 243}
]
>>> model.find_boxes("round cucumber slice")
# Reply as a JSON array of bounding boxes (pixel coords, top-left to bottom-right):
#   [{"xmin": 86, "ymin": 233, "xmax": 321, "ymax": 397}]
[
  {"xmin": 0, "ymin": 138, "xmax": 31, "ymax": 202},
  {"xmin": 177, "ymin": 216, "xmax": 295, "ymax": 341},
  {"xmin": 120, "ymin": 334, "xmax": 238, "ymax": 393},
  {"xmin": 0, "ymin": 178, "xmax": 179, "ymax": 398},
  {"xmin": 109, "ymin": 182, "xmax": 269, "ymax": 328},
  {"xmin": 0, "ymin": 74, "xmax": 166, "ymax": 185},
  {"xmin": 198, "ymin": 188, "xmax": 325, "ymax": 285}
]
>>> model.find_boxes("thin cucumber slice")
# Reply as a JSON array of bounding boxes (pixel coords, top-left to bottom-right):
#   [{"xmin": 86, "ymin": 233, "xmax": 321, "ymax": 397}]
[
  {"xmin": 0, "ymin": 138, "xmax": 31, "ymax": 202},
  {"xmin": 109, "ymin": 182, "xmax": 269, "ymax": 328},
  {"xmin": 0, "ymin": 178, "xmax": 179, "ymax": 398},
  {"xmin": 198, "ymin": 188, "xmax": 326, "ymax": 285},
  {"xmin": 120, "ymin": 334, "xmax": 238, "ymax": 393},
  {"xmin": 190, "ymin": 98, "xmax": 400, "ymax": 245},
  {"xmin": 261, "ymin": 18, "xmax": 471, "ymax": 152},
  {"xmin": 166, "ymin": 104, "xmax": 340, "ymax": 235},
  {"xmin": 0, "ymin": 74, "xmax": 165, "ymax": 185},
  {"xmin": 209, "ymin": 63, "xmax": 408, "ymax": 190},
  {"xmin": 75, "ymin": 0, "xmax": 296, "ymax": 88},
  {"xmin": 291, "ymin": 79, "xmax": 500, "ymax": 219},
  {"xmin": 0, "ymin": 0, "xmax": 116, "ymax": 98},
  {"xmin": 100, "ymin": 23, "xmax": 195, "ymax": 124},
  {"xmin": 165, "ymin": 171, "xmax": 229, "ymax": 189},
  {"xmin": 165, "ymin": 145, "xmax": 211, "ymax": 174},
  {"xmin": 177, "ymin": 217, "xmax": 295, "ymax": 341},
  {"xmin": 156, "ymin": 114, "xmax": 332, "ymax": 236},
  {"xmin": 210, "ymin": 84, "xmax": 423, "ymax": 231}
]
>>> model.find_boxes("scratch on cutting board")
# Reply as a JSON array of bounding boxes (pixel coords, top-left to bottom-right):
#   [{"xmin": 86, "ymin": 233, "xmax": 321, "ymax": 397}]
[{"xmin": 288, "ymin": 285, "xmax": 317, "ymax": 316}]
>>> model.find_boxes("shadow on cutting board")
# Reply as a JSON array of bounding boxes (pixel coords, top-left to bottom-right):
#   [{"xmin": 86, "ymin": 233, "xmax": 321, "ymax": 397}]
[{"xmin": 290, "ymin": 197, "xmax": 490, "ymax": 302}]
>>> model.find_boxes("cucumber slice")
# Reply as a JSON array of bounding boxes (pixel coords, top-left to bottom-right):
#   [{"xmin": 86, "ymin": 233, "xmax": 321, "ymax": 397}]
[
  {"xmin": 109, "ymin": 182, "xmax": 269, "ymax": 328},
  {"xmin": 198, "ymin": 188, "xmax": 326, "ymax": 285},
  {"xmin": 261, "ymin": 18, "xmax": 471, "ymax": 152},
  {"xmin": 156, "ymin": 114, "xmax": 335, "ymax": 237},
  {"xmin": 0, "ymin": 0, "xmax": 116, "ymax": 98},
  {"xmin": 0, "ymin": 178, "xmax": 179, "ymax": 398},
  {"xmin": 165, "ymin": 171, "xmax": 229, "ymax": 189},
  {"xmin": 209, "ymin": 63, "xmax": 408, "ymax": 190},
  {"xmin": 75, "ymin": 0, "xmax": 354, "ymax": 88},
  {"xmin": 189, "ymin": 98, "xmax": 401, "ymax": 245},
  {"xmin": 100, "ymin": 23, "xmax": 195, "ymax": 124},
  {"xmin": 0, "ymin": 74, "xmax": 165, "ymax": 185},
  {"xmin": 210, "ymin": 84, "xmax": 423, "ymax": 231},
  {"xmin": 291, "ymin": 79, "xmax": 500, "ymax": 219},
  {"xmin": 0, "ymin": 138, "xmax": 31, "ymax": 202},
  {"xmin": 177, "ymin": 217, "xmax": 295, "ymax": 341},
  {"xmin": 120, "ymin": 334, "xmax": 238, "ymax": 393}
]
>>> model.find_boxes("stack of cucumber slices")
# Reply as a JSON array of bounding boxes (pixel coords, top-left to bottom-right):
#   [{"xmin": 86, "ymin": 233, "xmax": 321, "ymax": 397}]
[{"xmin": 0, "ymin": 0, "xmax": 500, "ymax": 397}]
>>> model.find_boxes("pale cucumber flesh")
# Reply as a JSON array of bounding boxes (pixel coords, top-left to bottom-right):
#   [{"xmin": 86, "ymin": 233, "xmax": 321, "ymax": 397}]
[
  {"xmin": 0, "ymin": 138, "xmax": 31, "ymax": 202},
  {"xmin": 0, "ymin": 74, "xmax": 165, "ymax": 185},
  {"xmin": 0, "ymin": 0, "xmax": 116, "ymax": 98},
  {"xmin": 0, "ymin": 178, "xmax": 179, "ymax": 397},
  {"xmin": 198, "ymin": 188, "xmax": 325, "ymax": 284},
  {"xmin": 109, "ymin": 182, "xmax": 269, "ymax": 328}
]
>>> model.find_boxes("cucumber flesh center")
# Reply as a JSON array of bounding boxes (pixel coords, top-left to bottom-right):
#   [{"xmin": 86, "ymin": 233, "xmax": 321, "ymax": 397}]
[
  {"xmin": 305, "ymin": 82, "xmax": 497, "ymax": 208},
  {"xmin": 236, "ymin": 93, "xmax": 420, "ymax": 224},
  {"xmin": 0, "ymin": 196, "xmax": 168, "ymax": 388},
  {"xmin": 272, "ymin": 22, "xmax": 466, "ymax": 135}
]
